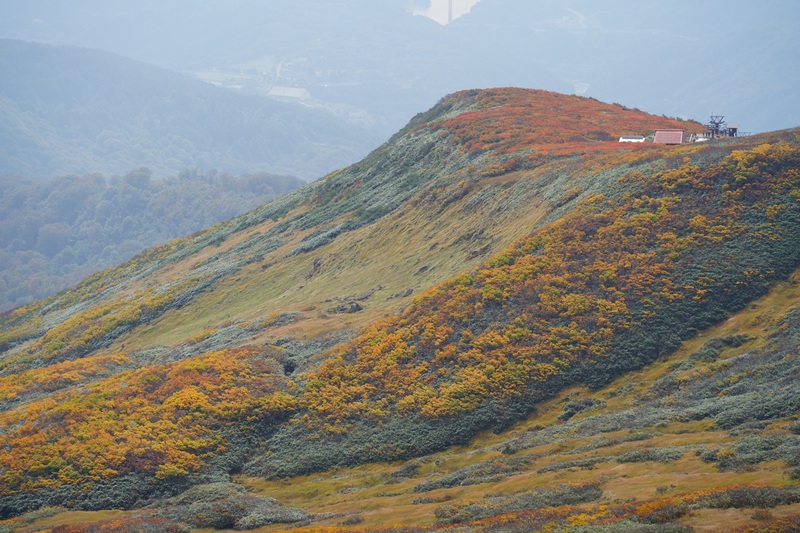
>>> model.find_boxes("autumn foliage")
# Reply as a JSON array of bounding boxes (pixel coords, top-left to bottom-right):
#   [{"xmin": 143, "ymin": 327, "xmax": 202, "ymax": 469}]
[
  {"xmin": 420, "ymin": 88, "xmax": 702, "ymax": 157},
  {"xmin": 0, "ymin": 346, "xmax": 294, "ymax": 498},
  {"xmin": 1, "ymin": 88, "xmax": 799, "ymax": 520},
  {"xmin": 428, "ymin": 485, "xmax": 800, "ymax": 532},
  {"xmin": 300, "ymin": 139, "xmax": 800, "ymax": 428}
]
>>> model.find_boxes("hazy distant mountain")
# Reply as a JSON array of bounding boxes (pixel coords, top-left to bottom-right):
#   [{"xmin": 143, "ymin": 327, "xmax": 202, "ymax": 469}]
[
  {"xmin": 1, "ymin": 1, "xmax": 797, "ymax": 136},
  {"xmin": 0, "ymin": 39, "xmax": 383, "ymax": 179}
]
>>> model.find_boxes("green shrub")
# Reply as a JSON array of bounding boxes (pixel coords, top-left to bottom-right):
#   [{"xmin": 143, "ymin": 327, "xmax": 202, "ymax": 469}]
[
  {"xmin": 341, "ymin": 515, "xmax": 364, "ymax": 526},
  {"xmin": 49, "ymin": 519, "xmax": 191, "ymax": 533},
  {"xmin": 537, "ymin": 457, "xmax": 607, "ymax": 474},
  {"xmin": 413, "ymin": 456, "xmax": 532, "ymax": 492},
  {"xmin": 705, "ymin": 486, "xmax": 800, "ymax": 509},
  {"xmin": 559, "ymin": 398, "xmax": 606, "ymax": 422},
  {"xmin": 153, "ymin": 482, "xmax": 307, "ymax": 530},
  {"xmin": 386, "ymin": 463, "xmax": 421, "ymax": 484},
  {"xmin": 568, "ymin": 431, "xmax": 654, "ymax": 454},
  {"xmin": 568, "ymin": 522, "xmax": 693, "ymax": 533},
  {"xmin": 433, "ymin": 483, "xmax": 602, "ymax": 524}
]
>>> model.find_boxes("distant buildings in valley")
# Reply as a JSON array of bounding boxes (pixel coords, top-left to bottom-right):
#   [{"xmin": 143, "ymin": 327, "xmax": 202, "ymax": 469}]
[{"xmin": 267, "ymin": 86, "xmax": 311, "ymax": 101}]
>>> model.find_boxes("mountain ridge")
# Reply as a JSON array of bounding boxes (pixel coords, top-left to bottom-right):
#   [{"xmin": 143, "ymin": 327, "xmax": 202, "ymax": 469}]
[{"xmin": 1, "ymin": 88, "xmax": 800, "ymax": 531}]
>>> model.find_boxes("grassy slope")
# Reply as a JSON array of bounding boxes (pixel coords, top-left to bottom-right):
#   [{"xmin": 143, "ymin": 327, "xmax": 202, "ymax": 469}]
[
  {"xmin": 1, "ymin": 89, "xmax": 698, "ymax": 367},
  {"xmin": 8, "ymin": 269, "xmax": 800, "ymax": 531},
  {"xmin": 242, "ymin": 126, "xmax": 800, "ymax": 484},
  {"xmin": 5, "ymin": 88, "xmax": 800, "ymax": 530}
]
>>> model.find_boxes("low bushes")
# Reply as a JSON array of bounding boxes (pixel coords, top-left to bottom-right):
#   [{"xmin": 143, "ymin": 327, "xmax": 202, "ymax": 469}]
[
  {"xmin": 153, "ymin": 482, "xmax": 307, "ymax": 530},
  {"xmin": 413, "ymin": 456, "xmax": 533, "ymax": 492},
  {"xmin": 433, "ymin": 482, "xmax": 603, "ymax": 524}
]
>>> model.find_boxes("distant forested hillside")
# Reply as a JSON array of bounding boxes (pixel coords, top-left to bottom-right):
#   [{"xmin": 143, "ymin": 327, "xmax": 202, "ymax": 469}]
[
  {"xmin": 0, "ymin": 169, "xmax": 304, "ymax": 311},
  {"xmin": 0, "ymin": 39, "xmax": 382, "ymax": 179}
]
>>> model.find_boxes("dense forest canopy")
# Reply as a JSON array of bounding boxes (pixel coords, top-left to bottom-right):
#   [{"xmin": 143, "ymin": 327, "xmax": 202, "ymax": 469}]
[{"xmin": 0, "ymin": 168, "xmax": 304, "ymax": 312}]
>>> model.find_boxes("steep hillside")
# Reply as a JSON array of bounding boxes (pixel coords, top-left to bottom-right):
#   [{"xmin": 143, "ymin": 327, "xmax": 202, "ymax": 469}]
[
  {"xmin": 2, "ymin": 88, "xmax": 800, "ymax": 531},
  {"xmin": 0, "ymin": 39, "xmax": 381, "ymax": 179},
  {"xmin": 8, "ymin": 277, "xmax": 800, "ymax": 531},
  {"xmin": 0, "ymin": 169, "xmax": 304, "ymax": 312}
]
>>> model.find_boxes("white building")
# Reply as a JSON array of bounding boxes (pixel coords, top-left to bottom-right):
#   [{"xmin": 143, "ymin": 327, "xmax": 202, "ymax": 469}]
[
  {"xmin": 410, "ymin": 0, "xmax": 482, "ymax": 25},
  {"xmin": 267, "ymin": 86, "xmax": 311, "ymax": 101},
  {"xmin": 618, "ymin": 136, "xmax": 646, "ymax": 143}
]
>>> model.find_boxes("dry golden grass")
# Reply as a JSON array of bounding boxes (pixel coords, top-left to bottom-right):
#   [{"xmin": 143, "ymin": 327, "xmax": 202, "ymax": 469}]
[
  {"xmin": 5, "ymin": 510, "xmax": 133, "ymax": 532},
  {"xmin": 101, "ymin": 166, "xmax": 555, "ymax": 357}
]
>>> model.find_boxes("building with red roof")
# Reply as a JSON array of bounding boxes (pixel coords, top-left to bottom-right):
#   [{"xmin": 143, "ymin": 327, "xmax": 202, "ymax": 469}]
[{"xmin": 653, "ymin": 129, "xmax": 685, "ymax": 145}]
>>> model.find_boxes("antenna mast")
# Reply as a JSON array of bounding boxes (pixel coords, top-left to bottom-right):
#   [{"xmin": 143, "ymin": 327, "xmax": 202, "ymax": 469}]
[{"xmin": 707, "ymin": 114, "xmax": 726, "ymax": 139}]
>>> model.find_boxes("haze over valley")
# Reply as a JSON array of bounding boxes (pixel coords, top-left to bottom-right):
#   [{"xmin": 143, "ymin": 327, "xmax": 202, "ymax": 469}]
[{"xmin": 3, "ymin": 0, "xmax": 799, "ymax": 141}]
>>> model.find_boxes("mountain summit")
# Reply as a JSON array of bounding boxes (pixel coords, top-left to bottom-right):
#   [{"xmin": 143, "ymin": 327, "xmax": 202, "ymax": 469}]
[{"xmin": 2, "ymin": 88, "xmax": 800, "ymax": 530}]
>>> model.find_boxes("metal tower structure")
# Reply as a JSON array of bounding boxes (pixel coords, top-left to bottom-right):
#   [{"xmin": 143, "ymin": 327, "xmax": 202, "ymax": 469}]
[
  {"xmin": 707, "ymin": 115, "xmax": 726, "ymax": 138},
  {"xmin": 703, "ymin": 114, "xmax": 746, "ymax": 139}
]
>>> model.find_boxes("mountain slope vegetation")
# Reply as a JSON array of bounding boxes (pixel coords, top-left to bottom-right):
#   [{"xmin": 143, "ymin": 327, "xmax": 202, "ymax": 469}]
[
  {"xmin": 1, "ymin": 88, "xmax": 799, "ymax": 531},
  {"xmin": 0, "ymin": 39, "xmax": 381, "ymax": 179}
]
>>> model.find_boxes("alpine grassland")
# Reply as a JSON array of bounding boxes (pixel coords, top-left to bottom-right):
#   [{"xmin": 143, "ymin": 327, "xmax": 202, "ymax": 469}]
[{"xmin": 2, "ymin": 88, "xmax": 800, "ymax": 531}]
